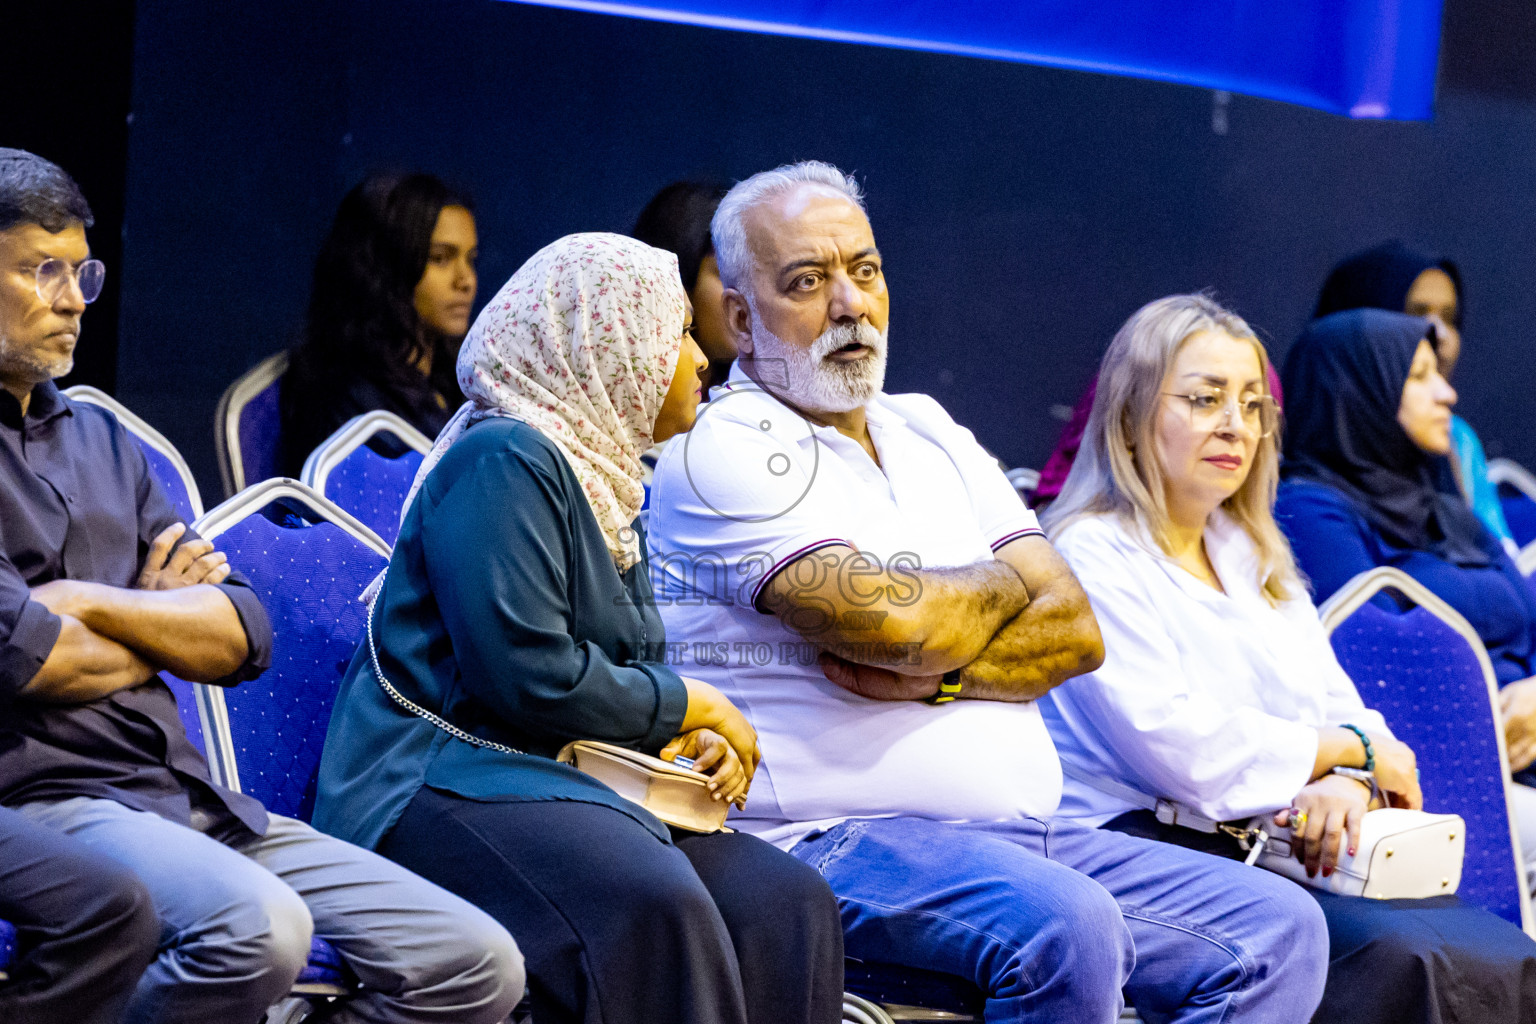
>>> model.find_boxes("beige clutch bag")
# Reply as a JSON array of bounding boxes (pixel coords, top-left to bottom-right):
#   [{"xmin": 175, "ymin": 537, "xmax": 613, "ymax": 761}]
[{"xmin": 557, "ymin": 740, "xmax": 730, "ymax": 834}]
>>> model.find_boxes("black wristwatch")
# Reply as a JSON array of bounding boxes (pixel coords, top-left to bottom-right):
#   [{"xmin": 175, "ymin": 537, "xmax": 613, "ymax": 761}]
[{"xmin": 926, "ymin": 669, "xmax": 963, "ymax": 705}]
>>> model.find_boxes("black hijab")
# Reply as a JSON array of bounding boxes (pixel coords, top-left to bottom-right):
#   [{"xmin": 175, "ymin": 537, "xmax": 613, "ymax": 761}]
[
  {"xmin": 1281, "ymin": 309, "xmax": 1491, "ymax": 567},
  {"xmin": 1314, "ymin": 240, "xmax": 1463, "ymax": 328}
]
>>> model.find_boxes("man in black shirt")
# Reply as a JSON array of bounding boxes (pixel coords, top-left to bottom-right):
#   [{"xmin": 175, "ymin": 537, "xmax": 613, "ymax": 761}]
[{"xmin": 0, "ymin": 149, "xmax": 523, "ymax": 1023}]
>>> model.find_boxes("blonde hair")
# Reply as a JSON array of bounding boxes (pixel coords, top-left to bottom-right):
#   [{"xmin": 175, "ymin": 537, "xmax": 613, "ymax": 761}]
[{"xmin": 1041, "ymin": 293, "xmax": 1300, "ymax": 604}]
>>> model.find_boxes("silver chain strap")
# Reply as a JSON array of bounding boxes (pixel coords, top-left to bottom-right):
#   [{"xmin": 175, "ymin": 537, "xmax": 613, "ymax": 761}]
[{"xmin": 365, "ymin": 596, "xmax": 525, "ymax": 757}]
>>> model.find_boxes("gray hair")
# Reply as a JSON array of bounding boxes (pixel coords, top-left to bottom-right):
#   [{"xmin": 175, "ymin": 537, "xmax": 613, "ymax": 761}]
[{"xmin": 710, "ymin": 161, "xmax": 865, "ymax": 294}]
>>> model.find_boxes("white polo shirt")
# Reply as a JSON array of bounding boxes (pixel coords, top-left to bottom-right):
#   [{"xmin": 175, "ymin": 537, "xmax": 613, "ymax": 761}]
[{"xmin": 647, "ymin": 366, "xmax": 1059, "ymax": 850}]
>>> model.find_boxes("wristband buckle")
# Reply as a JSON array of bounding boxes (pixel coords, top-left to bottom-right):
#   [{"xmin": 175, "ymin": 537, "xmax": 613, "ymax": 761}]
[{"xmin": 926, "ymin": 669, "xmax": 963, "ymax": 705}]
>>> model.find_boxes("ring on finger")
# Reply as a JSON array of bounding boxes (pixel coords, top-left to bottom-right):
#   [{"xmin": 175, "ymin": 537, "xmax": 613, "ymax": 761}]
[{"xmin": 1290, "ymin": 810, "xmax": 1308, "ymax": 831}]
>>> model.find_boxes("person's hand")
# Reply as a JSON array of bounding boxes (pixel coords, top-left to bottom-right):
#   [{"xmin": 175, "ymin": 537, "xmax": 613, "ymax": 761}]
[
  {"xmin": 1501, "ymin": 677, "xmax": 1536, "ymax": 773},
  {"xmin": 1367, "ymin": 733, "xmax": 1423, "ymax": 809},
  {"xmin": 1274, "ymin": 774, "xmax": 1371, "ymax": 878},
  {"xmin": 679, "ymin": 678, "xmax": 760, "ymax": 785},
  {"xmin": 136, "ymin": 523, "xmax": 230, "ymax": 590},
  {"xmin": 819, "ymin": 653, "xmax": 942, "ymax": 702},
  {"xmin": 661, "ymin": 728, "xmax": 749, "ymax": 808}
]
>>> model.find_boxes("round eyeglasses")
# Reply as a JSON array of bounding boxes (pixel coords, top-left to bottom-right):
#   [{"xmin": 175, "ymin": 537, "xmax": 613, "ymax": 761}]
[
  {"xmin": 33, "ymin": 258, "xmax": 106, "ymax": 305},
  {"xmin": 1163, "ymin": 388, "xmax": 1279, "ymax": 438}
]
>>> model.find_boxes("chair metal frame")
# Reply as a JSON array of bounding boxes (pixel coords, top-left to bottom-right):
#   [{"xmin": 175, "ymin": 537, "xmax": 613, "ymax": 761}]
[
  {"xmin": 1004, "ymin": 466, "xmax": 1040, "ymax": 495},
  {"xmin": 188, "ymin": 479, "xmax": 388, "ymax": 1000},
  {"xmin": 299, "ymin": 410, "xmax": 433, "ymax": 495},
  {"xmin": 214, "ymin": 351, "xmax": 289, "ymax": 498},
  {"xmin": 1318, "ymin": 565, "xmax": 1535, "ymax": 937},
  {"xmin": 64, "ymin": 385, "xmax": 204, "ymax": 520},
  {"xmin": 1488, "ymin": 458, "xmax": 1536, "ymax": 502}
]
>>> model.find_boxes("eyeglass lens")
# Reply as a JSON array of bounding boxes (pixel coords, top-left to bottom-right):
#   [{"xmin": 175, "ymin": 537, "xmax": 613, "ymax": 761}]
[
  {"xmin": 1186, "ymin": 390, "xmax": 1277, "ymax": 437},
  {"xmin": 36, "ymin": 258, "xmax": 106, "ymax": 305}
]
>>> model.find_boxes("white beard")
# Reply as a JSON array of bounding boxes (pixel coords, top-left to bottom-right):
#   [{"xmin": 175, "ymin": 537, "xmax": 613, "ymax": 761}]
[
  {"xmin": 747, "ymin": 307, "xmax": 888, "ymax": 414},
  {"xmin": 0, "ymin": 332, "xmax": 73, "ymax": 385}
]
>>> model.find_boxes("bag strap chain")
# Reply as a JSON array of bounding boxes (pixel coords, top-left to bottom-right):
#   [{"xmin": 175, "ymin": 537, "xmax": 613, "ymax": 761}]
[{"xmin": 365, "ymin": 595, "xmax": 525, "ymax": 758}]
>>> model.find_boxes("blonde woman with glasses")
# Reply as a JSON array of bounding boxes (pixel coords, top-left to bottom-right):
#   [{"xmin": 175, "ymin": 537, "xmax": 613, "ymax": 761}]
[{"xmin": 1039, "ymin": 294, "xmax": 1536, "ymax": 1024}]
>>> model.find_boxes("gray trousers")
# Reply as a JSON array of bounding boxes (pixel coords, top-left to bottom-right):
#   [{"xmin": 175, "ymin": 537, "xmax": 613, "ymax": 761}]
[{"xmin": 17, "ymin": 796, "xmax": 524, "ymax": 1024}]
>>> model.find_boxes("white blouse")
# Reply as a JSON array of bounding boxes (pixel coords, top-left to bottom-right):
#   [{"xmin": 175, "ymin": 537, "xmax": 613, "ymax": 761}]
[{"xmin": 1042, "ymin": 510, "xmax": 1391, "ymax": 826}]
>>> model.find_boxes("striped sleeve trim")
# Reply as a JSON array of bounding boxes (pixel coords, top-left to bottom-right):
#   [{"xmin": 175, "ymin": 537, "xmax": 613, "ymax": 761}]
[
  {"xmin": 750, "ymin": 538, "xmax": 855, "ymax": 611},
  {"xmin": 990, "ymin": 526, "xmax": 1046, "ymax": 551}
]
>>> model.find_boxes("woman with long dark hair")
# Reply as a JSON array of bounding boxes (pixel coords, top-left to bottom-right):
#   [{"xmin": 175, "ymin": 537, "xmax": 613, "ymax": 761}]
[{"xmin": 279, "ymin": 172, "xmax": 478, "ymax": 476}]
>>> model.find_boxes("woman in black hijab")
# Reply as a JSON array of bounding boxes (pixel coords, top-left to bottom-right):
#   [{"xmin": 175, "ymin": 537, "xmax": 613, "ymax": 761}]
[
  {"xmin": 1276, "ymin": 307, "xmax": 1536, "ymax": 892},
  {"xmin": 1313, "ymin": 241, "xmax": 1514, "ymax": 550}
]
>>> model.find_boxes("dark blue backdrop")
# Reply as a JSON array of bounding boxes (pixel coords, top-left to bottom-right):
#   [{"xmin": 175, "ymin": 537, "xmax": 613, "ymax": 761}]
[{"xmin": 115, "ymin": 0, "xmax": 1536, "ymax": 499}]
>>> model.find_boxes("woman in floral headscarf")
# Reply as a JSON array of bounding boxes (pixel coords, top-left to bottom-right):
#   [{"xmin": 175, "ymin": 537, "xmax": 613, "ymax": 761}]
[{"xmin": 314, "ymin": 233, "xmax": 844, "ymax": 1024}]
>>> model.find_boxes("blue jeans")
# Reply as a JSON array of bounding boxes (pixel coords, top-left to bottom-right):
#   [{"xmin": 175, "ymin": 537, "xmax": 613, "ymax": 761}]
[
  {"xmin": 792, "ymin": 815, "xmax": 1328, "ymax": 1024},
  {"xmin": 17, "ymin": 797, "xmax": 525, "ymax": 1024}
]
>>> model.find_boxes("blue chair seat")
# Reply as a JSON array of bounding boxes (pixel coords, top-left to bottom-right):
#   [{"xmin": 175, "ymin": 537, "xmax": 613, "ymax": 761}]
[
  {"xmin": 292, "ymin": 936, "xmax": 356, "ymax": 993},
  {"xmin": 0, "ymin": 917, "xmax": 16, "ymax": 979}
]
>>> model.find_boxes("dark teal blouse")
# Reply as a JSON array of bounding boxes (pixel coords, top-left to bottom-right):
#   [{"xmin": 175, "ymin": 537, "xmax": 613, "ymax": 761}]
[{"xmin": 313, "ymin": 418, "xmax": 689, "ymax": 849}]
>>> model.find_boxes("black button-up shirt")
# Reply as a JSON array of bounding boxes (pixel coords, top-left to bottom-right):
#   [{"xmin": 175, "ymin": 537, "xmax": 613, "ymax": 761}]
[{"xmin": 0, "ymin": 381, "xmax": 271, "ymax": 837}]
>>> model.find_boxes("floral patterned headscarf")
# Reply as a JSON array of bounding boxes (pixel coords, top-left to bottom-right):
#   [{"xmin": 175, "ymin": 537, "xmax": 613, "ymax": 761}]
[{"xmin": 401, "ymin": 232, "xmax": 687, "ymax": 571}]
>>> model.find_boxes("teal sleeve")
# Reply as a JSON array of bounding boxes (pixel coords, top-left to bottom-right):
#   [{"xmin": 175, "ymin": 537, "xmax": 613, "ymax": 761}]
[
  {"xmin": 421, "ymin": 449, "xmax": 688, "ymax": 753},
  {"xmin": 1452, "ymin": 416, "xmax": 1515, "ymax": 549}
]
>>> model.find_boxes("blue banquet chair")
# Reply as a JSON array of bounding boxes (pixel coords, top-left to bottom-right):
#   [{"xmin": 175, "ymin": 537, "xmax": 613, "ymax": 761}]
[
  {"xmin": 300, "ymin": 410, "xmax": 432, "ymax": 546},
  {"xmin": 1320, "ymin": 566, "xmax": 1534, "ymax": 934},
  {"xmin": 183, "ymin": 478, "xmax": 392, "ymax": 1010},
  {"xmin": 214, "ymin": 352, "xmax": 289, "ymax": 498},
  {"xmin": 64, "ymin": 385, "xmax": 203, "ymax": 524}
]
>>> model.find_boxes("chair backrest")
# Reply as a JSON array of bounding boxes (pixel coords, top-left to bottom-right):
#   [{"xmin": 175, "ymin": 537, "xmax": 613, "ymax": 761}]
[
  {"xmin": 1320, "ymin": 566, "xmax": 1533, "ymax": 934},
  {"xmin": 64, "ymin": 385, "xmax": 203, "ymax": 523},
  {"xmin": 215, "ymin": 352, "xmax": 289, "ymax": 498},
  {"xmin": 300, "ymin": 411, "xmax": 432, "ymax": 546},
  {"xmin": 1489, "ymin": 458, "xmax": 1536, "ymax": 551},
  {"xmin": 190, "ymin": 479, "xmax": 390, "ymax": 822}
]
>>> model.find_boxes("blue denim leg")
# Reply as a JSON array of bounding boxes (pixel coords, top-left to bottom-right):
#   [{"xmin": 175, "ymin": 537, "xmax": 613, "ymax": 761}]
[
  {"xmin": 792, "ymin": 816, "xmax": 1133, "ymax": 1024},
  {"xmin": 1024, "ymin": 817, "xmax": 1329, "ymax": 1024}
]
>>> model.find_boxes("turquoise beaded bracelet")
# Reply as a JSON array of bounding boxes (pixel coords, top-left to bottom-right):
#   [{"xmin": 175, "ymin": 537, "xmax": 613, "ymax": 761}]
[{"xmin": 1341, "ymin": 723, "xmax": 1375, "ymax": 773}]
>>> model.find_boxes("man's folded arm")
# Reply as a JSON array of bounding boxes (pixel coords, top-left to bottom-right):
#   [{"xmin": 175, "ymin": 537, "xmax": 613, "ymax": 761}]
[
  {"xmin": 757, "ymin": 544, "xmax": 1031, "ymax": 675},
  {"xmin": 20, "ymin": 613, "xmax": 160, "ymax": 703},
  {"xmin": 29, "ymin": 580, "xmax": 250, "ymax": 684},
  {"xmin": 952, "ymin": 535, "xmax": 1104, "ymax": 702}
]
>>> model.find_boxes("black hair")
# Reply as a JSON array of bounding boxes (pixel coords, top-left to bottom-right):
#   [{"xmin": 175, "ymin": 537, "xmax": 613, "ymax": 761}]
[
  {"xmin": 288, "ymin": 171, "xmax": 473, "ymax": 403},
  {"xmin": 0, "ymin": 149, "xmax": 94, "ymax": 232},
  {"xmin": 631, "ymin": 181, "xmax": 728, "ymax": 293}
]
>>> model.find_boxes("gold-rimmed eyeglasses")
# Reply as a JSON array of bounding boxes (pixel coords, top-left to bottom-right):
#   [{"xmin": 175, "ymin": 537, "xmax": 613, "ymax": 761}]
[{"xmin": 1163, "ymin": 387, "xmax": 1279, "ymax": 438}]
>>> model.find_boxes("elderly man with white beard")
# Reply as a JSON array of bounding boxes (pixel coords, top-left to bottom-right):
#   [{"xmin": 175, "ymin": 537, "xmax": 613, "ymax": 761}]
[{"xmin": 645, "ymin": 161, "xmax": 1329, "ymax": 1024}]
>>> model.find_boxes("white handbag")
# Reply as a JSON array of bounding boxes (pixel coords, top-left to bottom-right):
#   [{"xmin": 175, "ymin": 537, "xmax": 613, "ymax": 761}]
[
  {"xmin": 1061, "ymin": 763, "xmax": 1466, "ymax": 900},
  {"xmin": 1255, "ymin": 808, "xmax": 1465, "ymax": 899}
]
